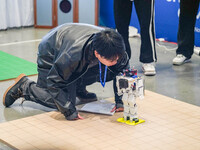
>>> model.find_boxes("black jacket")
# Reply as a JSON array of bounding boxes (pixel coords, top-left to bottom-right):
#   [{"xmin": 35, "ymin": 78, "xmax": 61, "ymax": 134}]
[{"xmin": 37, "ymin": 23, "xmax": 129, "ymax": 119}]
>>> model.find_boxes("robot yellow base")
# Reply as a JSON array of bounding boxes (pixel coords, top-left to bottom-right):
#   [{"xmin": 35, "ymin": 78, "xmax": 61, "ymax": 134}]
[{"xmin": 117, "ymin": 118, "xmax": 145, "ymax": 126}]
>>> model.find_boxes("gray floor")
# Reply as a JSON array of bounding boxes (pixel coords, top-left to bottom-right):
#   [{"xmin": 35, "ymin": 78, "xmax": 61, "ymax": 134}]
[{"xmin": 0, "ymin": 27, "xmax": 199, "ymax": 149}]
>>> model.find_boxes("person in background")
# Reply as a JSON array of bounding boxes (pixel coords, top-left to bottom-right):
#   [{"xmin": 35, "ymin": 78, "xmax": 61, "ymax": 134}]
[
  {"xmin": 3, "ymin": 23, "xmax": 129, "ymax": 120},
  {"xmin": 173, "ymin": 0, "xmax": 199, "ymax": 65},
  {"xmin": 114, "ymin": 0, "xmax": 157, "ymax": 75}
]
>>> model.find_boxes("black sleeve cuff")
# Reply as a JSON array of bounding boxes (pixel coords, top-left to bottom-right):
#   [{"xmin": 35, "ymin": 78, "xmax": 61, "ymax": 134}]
[
  {"xmin": 65, "ymin": 111, "xmax": 78, "ymax": 120},
  {"xmin": 54, "ymin": 100, "xmax": 77, "ymax": 119},
  {"xmin": 116, "ymin": 103, "xmax": 124, "ymax": 109}
]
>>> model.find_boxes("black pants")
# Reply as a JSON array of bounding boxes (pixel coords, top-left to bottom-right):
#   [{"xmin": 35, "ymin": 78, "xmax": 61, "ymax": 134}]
[
  {"xmin": 114, "ymin": 0, "xmax": 157, "ymax": 63},
  {"xmin": 22, "ymin": 65, "xmax": 120, "ymax": 109},
  {"xmin": 177, "ymin": 0, "xmax": 200, "ymax": 58}
]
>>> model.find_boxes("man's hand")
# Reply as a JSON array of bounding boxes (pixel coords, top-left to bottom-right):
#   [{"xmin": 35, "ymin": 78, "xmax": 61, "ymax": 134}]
[{"xmin": 111, "ymin": 106, "xmax": 124, "ymax": 113}]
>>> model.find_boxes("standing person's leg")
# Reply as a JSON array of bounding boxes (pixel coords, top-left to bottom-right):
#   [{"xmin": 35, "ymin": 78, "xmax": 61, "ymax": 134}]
[
  {"xmin": 134, "ymin": 0, "xmax": 157, "ymax": 75},
  {"xmin": 134, "ymin": 0, "xmax": 156, "ymax": 63},
  {"xmin": 114, "ymin": 0, "xmax": 134, "ymax": 109},
  {"xmin": 173, "ymin": 0, "xmax": 200, "ymax": 65},
  {"xmin": 114, "ymin": 0, "xmax": 132, "ymax": 59}
]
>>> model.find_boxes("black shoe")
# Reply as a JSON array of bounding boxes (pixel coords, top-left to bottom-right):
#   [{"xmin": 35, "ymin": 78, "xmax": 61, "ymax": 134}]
[
  {"xmin": 76, "ymin": 89, "xmax": 97, "ymax": 103},
  {"xmin": 3, "ymin": 74, "xmax": 28, "ymax": 107}
]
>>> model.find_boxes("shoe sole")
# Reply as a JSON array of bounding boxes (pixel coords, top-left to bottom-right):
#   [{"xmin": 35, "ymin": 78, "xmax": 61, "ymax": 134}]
[
  {"xmin": 173, "ymin": 59, "xmax": 191, "ymax": 66},
  {"xmin": 144, "ymin": 71, "xmax": 156, "ymax": 76},
  {"xmin": 142, "ymin": 68, "xmax": 156, "ymax": 76},
  {"xmin": 3, "ymin": 74, "xmax": 26, "ymax": 107}
]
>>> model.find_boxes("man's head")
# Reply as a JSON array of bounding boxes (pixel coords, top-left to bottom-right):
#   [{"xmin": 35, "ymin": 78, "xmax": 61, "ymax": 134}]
[{"xmin": 93, "ymin": 29, "xmax": 126, "ymax": 66}]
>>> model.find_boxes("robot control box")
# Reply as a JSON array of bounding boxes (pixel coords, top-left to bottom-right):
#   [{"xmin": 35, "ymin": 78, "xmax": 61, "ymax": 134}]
[{"xmin": 116, "ymin": 68, "xmax": 144, "ymax": 99}]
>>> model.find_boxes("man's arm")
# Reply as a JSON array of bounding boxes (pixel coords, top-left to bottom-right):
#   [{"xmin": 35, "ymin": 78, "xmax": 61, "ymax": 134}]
[
  {"xmin": 115, "ymin": 52, "xmax": 130, "ymax": 72},
  {"xmin": 47, "ymin": 51, "xmax": 81, "ymax": 120}
]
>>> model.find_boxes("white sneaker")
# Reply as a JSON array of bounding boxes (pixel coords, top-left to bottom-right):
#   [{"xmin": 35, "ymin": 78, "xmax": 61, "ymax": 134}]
[
  {"xmin": 173, "ymin": 54, "xmax": 190, "ymax": 65},
  {"xmin": 142, "ymin": 63, "xmax": 156, "ymax": 76}
]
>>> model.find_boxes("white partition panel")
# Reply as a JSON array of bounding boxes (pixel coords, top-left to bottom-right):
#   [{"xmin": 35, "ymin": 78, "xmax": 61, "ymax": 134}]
[
  {"xmin": 78, "ymin": 0, "xmax": 95, "ymax": 25},
  {"xmin": 36, "ymin": 0, "xmax": 53, "ymax": 26},
  {"xmin": 57, "ymin": 0, "xmax": 73, "ymax": 25}
]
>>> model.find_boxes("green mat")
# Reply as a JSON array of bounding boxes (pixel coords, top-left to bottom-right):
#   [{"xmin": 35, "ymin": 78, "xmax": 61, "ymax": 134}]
[{"xmin": 0, "ymin": 51, "xmax": 38, "ymax": 81}]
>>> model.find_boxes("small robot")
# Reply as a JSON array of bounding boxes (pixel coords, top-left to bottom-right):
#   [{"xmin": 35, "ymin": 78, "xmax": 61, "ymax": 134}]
[{"xmin": 116, "ymin": 68, "xmax": 144, "ymax": 123}]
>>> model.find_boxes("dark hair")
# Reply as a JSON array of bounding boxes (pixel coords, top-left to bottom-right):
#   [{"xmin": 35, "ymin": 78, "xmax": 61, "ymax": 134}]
[{"xmin": 93, "ymin": 29, "xmax": 125, "ymax": 61}]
